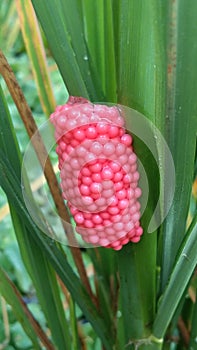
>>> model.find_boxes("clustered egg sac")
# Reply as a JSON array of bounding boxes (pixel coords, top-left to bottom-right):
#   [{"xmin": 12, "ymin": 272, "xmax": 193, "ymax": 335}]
[{"xmin": 50, "ymin": 96, "xmax": 143, "ymax": 250}]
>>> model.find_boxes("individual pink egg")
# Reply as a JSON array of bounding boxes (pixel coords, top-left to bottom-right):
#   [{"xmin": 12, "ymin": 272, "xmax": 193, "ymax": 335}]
[
  {"xmin": 81, "ymin": 167, "xmax": 91, "ymax": 176},
  {"xmin": 80, "ymin": 184, "xmax": 90, "ymax": 196},
  {"xmin": 90, "ymin": 142, "xmax": 103, "ymax": 155},
  {"xmin": 92, "ymin": 215, "xmax": 103, "ymax": 225},
  {"xmin": 113, "ymin": 171, "xmax": 123, "ymax": 182},
  {"xmin": 135, "ymin": 187, "xmax": 142, "ymax": 198},
  {"xmin": 76, "ymin": 145, "xmax": 87, "ymax": 157},
  {"xmin": 133, "ymin": 171, "xmax": 140, "ymax": 181},
  {"xmin": 110, "ymin": 161, "xmax": 121, "ymax": 172},
  {"xmin": 116, "ymin": 189, "xmax": 127, "ymax": 200},
  {"xmin": 103, "ymin": 142, "xmax": 116, "ymax": 156},
  {"xmin": 81, "ymin": 196, "xmax": 93, "ymax": 205},
  {"xmin": 116, "ymin": 231, "xmax": 126, "ymax": 239},
  {"xmin": 108, "ymin": 207, "xmax": 120, "ymax": 215},
  {"xmin": 100, "ymin": 212, "xmax": 110, "ymax": 219},
  {"xmin": 129, "ymin": 153, "xmax": 137, "ymax": 165},
  {"xmin": 96, "ymin": 122, "xmax": 109, "ymax": 134},
  {"xmin": 73, "ymin": 129, "xmax": 86, "ymax": 141},
  {"xmin": 90, "ymin": 182, "xmax": 102, "ymax": 193},
  {"xmin": 92, "ymin": 173, "xmax": 102, "ymax": 182},
  {"xmin": 120, "ymin": 237, "xmax": 129, "ymax": 245},
  {"xmin": 101, "ymin": 180, "xmax": 113, "ymax": 190},
  {"xmin": 99, "ymin": 238, "xmax": 110, "ymax": 246},
  {"xmin": 74, "ymin": 213, "xmax": 84, "ymax": 225},
  {"xmin": 118, "ymin": 199, "xmax": 129, "ymax": 210},
  {"xmin": 114, "ymin": 181, "xmax": 124, "ymax": 191},
  {"xmin": 119, "ymin": 154, "xmax": 129, "ymax": 165},
  {"xmin": 89, "ymin": 162, "xmax": 102, "ymax": 173},
  {"xmin": 86, "ymin": 126, "xmax": 98, "ymax": 139},
  {"xmin": 101, "ymin": 167, "xmax": 114, "ymax": 180},
  {"xmin": 136, "ymin": 227, "xmax": 143, "ymax": 236},
  {"xmin": 89, "ymin": 235, "xmax": 100, "ymax": 244},
  {"xmin": 103, "ymin": 220, "xmax": 112, "ymax": 227},
  {"xmin": 70, "ymin": 158, "xmax": 80, "ymax": 170},
  {"xmin": 114, "ymin": 222, "xmax": 124, "ymax": 231},
  {"xmin": 84, "ymin": 220, "xmax": 94, "ymax": 228},
  {"xmin": 116, "ymin": 143, "xmax": 126, "ymax": 156},
  {"xmin": 109, "ymin": 196, "xmax": 118, "ymax": 206},
  {"xmin": 66, "ymin": 119, "xmax": 77, "ymax": 129},
  {"xmin": 111, "ymin": 214, "xmax": 122, "ymax": 223},
  {"xmin": 131, "ymin": 236, "xmax": 141, "ymax": 243},
  {"xmin": 108, "ymin": 125, "xmax": 120, "ymax": 138},
  {"xmin": 121, "ymin": 134, "xmax": 132, "ymax": 146},
  {"xmin": 57, "ymin": 115, "xmax": 67, "ymax": 128},
  {"xmin": 82, "ymin": 176, "xmax": 92, "ymax": 186},
  {"xmin": 95, "ymin": 197, "xmax": 107, "ymax": 208}
]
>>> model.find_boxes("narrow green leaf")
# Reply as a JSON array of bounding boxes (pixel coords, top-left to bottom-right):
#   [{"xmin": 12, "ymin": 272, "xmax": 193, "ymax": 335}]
[
  {"xmin": 117, "ymin": 0, "xmax": 167, "ymax": 122},
  {"xmin": 115, "ymin": 0, "xmax": 164, "ymax": 343},
  {"xmin": 81, "ymin": 1, "xmax": 106, "ymax": 96},
  {"xmin": 16, "ymin": 0, "xmax": 56, "ymax": 116},
  {"xmin": 86, "ymin": 248, "xmax": 118, "ymax": 343},
  {"xmin": 0, "ymin": 268, "xmax": 54, "ymax": 350},
  {"xmin": 82, "ymin": 0, "xmax": 117, "ymax": 102},
  {"xmin": 103, "ymin": 0, "xmax": 117, "ymax": 102},
  {"xmin": 10, "ymin": 213, "xmax": 72, "ymax": 350},
  {"xmin": 58, "ymin": 0, "xmax": 104, "ymax": 100},
  {"xmin": 153, "ymin": 212, "xmax": 197, "ymax": 339},
  {"xmin": 160, "ymin": 0, "xmax": 197, "ymax": 290},
  {"xmin": 0, "ymin": 1, "xmax": 20, "ymax": 52},
  {"xmin": 32, "ymin": 0, "xmax": 104, "ymax": 100},
  {"xmin": 118, "ymin": 233, "xmax": 157, "ymax": 343},
  {"xmin": 0, "ymin": 84, "xmax": 21, "ymax": 176},
  {"xmin": 68, "ymin": 298, "xmax": 80, "ymax": 350},
  {"xmin": 189, "ymin": 291, "xmax": 197, "ymax": 349}
]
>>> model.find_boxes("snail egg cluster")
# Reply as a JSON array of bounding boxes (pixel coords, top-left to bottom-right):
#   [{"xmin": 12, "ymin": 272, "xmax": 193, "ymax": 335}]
[{"xmin": 50, "ymin": 97, "xmax": 143, "ymax": 250}]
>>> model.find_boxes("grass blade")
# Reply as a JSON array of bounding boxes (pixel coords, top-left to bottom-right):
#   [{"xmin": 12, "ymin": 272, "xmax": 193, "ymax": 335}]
[
  {"xmin": 103, "ymin": 0, "xmax": 117, "ymax": 102},
  {"xmin": 16, "ymin": 0, "xmax": 56, "ymax": 116},
  {"xmin": 81, "ymin": 1, "xmax": 105, "ymax": 97},
  {"xmin": 153, "ymin": 213, "xmax": 197, "ymax": 339},
  {"xmin": 58, "ymin": 0, "xmax": 104, "ymax": 100},
  {"xmin": 160, "ymin": 0, "xmax": 197, "ymax": 291},
  {"xmin": 82, "ymin": 0, "xmax": 117, "ymax": 102},
  {"xmin": 32, "ymin": 0, "xmax": 102, "ymax": 100},
  {"xmin": 0, "ymin": 267, "xmax": 54, "ymax": 350},
  {"xmin": 116, "ymin": 1, "xmax": 165, "ymax": 343},
  {"xmin": 189, "ymin": 291, "xmax": 197, "ymax": 349}
]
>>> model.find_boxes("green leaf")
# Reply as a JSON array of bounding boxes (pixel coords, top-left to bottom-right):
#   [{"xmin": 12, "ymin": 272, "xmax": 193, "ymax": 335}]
[
  {"xmin": 153, "ymin": 212, "xmax": 197, "ymax": 339},
  {"xmin": 189, "ymin": 290, "xmax": 197, "ymax": 349},
  {"xmin": 115, "ymin": 1, "xmax": 165, "ymax": 344},
  {"xmin": 32, "ymin": 0, "xmax": 104, "ymax": 100},
  {"xmin": 81, "ymin": 0, "xmax": 117, "ymax": 102},
  {"xmin": 117, "ymin": 0, "xmax": 167, "ymax": 122},
  {"xmin": 0, "ymin": 268, "xmax": 53, "ymax": 350},
  {"xmin": 160, "ymin": 0, "xmax": 197, "ymax": 290},
  {"xmin": 118, "ymin": 234, "xmax": 157, "ymax": 343},
  {"xmin": 16, "ymin": 0, "xmax": 56, "ymax": 116}
]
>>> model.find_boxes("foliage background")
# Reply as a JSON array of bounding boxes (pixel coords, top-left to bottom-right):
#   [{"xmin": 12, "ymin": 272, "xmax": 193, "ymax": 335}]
[{"xmin": 0, "ymin": 1, "xmax": 197, "ymax": 350}]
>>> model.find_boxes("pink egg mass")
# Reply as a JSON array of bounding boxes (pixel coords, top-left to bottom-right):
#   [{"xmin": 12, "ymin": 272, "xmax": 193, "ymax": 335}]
[{"xmin": 50, "ymin": 96, "xmax": 143, "ymax": 250}]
